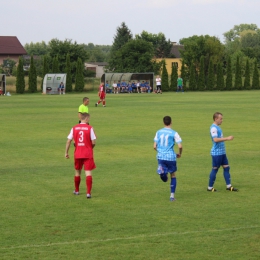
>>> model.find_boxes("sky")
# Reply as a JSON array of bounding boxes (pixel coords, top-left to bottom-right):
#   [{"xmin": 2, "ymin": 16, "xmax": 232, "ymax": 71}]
[{"xmin": 2, "ymin": 0, "xmax": 260, "ymax": 46}]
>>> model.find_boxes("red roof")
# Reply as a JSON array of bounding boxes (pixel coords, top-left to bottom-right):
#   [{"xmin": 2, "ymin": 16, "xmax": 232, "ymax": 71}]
[{"xmin": 0, "ymin": 36, "xmax": 27, "ymax": 55}]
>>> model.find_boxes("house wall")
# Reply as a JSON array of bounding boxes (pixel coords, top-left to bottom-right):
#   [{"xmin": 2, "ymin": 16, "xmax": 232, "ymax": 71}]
[
  {"xmin": 156, "ymin": 58, "xmax": 182, "ymax": 76},
  {"xmin": 85, "ymin": 63, "xmax": 106, "ymax": 78},
  {"xmin": 0, "ymin": 54, "xmax": 21, "ymax": 65}
]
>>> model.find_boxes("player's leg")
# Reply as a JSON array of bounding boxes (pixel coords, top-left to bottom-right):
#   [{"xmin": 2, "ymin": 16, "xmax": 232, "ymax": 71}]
[
  {"xmin": 222, "ymin": 155, "xmax": 238, "ymax": 191},
  {"xmin": 207, "ymin": 155, "xmax": 220, "ymax": 192},
  {"xmin": 85, "ymin": 171, "xmax": 92, "ymax": 198},
  {"xmin": 170, "ymin": 172, "xmax": 177, "ymax": 201},
  {"xmin": 74, "ymin": 159, "xmax": 83, "ymax": 195},
  {"xmin": 84, "ymin": 158, "xmax": 96, "ymax": 198},
  {"xmin": 102, "ymin": 95, "xmax": 106, "ymax": 107},
  {"xmin": 168, "ymin": 161, "xmax": 177, "ymax": 201},
  {"xmin": 157, "ymin": 160, "xmax": 168, "ymax": 182}
]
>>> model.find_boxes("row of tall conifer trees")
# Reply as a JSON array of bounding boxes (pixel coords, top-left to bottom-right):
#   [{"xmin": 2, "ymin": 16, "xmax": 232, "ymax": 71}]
[
  {"xmin": 15, "ymin": 54, "xmax": 85, "ymax": 94},
  {"xmin": 161, "ymin": 56, "xmax": 260, "ymax": 91}
]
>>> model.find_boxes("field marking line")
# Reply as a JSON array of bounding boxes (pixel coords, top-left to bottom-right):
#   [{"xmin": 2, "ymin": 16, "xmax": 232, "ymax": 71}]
[{"xmin": 1, "ymin": 225, "xmax": 259, "ymax": 250}]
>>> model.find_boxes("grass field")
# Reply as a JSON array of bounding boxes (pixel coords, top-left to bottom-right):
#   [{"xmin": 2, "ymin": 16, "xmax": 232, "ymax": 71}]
[{"xmin": 0, "ymin": 91, "xmax": 259, "ymax": 260}]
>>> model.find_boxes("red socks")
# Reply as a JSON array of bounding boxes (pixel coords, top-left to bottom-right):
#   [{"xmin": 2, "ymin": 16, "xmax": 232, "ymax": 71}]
[
  {"xmin": 86, "ymin": 176, "xmax": 93, "ymax": 194},
  {"xmin": 74, "ymin": 176, "xmax": 81, "ymax": 192}
]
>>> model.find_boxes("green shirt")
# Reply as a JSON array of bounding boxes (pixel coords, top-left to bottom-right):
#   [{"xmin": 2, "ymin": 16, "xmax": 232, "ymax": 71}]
[
  {"xmin": 78, "ymin": 104, "xmax": 89, "ymax": 113},
  {"xmin": 177, "ymin": 77, "xmax": 183, "ymax": 86}
]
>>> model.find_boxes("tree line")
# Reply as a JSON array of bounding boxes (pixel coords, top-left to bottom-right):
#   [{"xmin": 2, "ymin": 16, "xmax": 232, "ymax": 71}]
[
  {"xmin": 6, "ymin": 22, "xmax": 260, "ymax": 93},
  {"xmin": 160, "ymin": 55, "xmax": 259, "ymax": 92}
]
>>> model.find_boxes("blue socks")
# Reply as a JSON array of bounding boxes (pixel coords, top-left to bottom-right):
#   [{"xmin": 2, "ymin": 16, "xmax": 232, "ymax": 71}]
[
  {"xmin": 170, "ymin": 177, "xmax": 177, "ymax": 193},
  {"xmin": 209, "ymin": 168, "xmax": 218, "ymax": 187},
  {"xmin": 223, "ymin": 166, "xmax": 231, "ymax": 185}
]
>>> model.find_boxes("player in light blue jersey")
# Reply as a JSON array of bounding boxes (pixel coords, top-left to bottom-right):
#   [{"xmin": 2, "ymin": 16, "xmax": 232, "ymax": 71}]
[
  {"xmin": 154, "ymin": 116, "xmax": 183, "ymax": 201},
  {"xmin": 207, "ymin": 112, "xmax": 238, "ymax": 192}
]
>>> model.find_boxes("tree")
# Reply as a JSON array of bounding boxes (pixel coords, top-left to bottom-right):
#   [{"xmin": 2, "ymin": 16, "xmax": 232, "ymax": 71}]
[
  {"xmin": 234, "ymin": 56, "xmax": 242, "ymax": 90},
  {"xmin": 198, "ymin": 56, "xmax": 205, "ymax": 91},
  {"xmin": 224, "ymin": 24, "xmax": 260, "ymax": 70},
  {"xmin": 161, "ymin": 60, "xmax": 169, "ymax": 91},
  {"xmin": 223, "ymin": 24, "xmax": 260, "ymax": 42},
  {"xmin": 49, "ymin": 38, "xmax": 88, "ymax": 80},
  {"xmin": 243, "ymin": 59, "xmax": 251, "ymax": 90},
  {"xmin": 28, "ymin": 55, "xmax": 37, "ymax": 93},
  {"xmin": 225, "ymin": 56, "xmax": 233, "ymax": 90},
  {"xmin": 170, "ymin": 63, "xmax": 178, "ymax": 91},
  {"xmin": 188, "ymin": 63, "xmax": 196, "ymax": 91},
  {"xmin": 52, "ymin": 56, "xmax": 59, "ymax": 73},
  {"xmin": 75, "ymin": 58, "xmax": 84, "ymax": 92},
  {"xmin": 16, "ymin": 57, "xmax": 25, "ymax": 94},
  {"xmin": 24, "ymin": 41, "xmax": 49, "ymax": 56},
  {"xmin": 216, "ymin": 63, "xmax": 224, "ymax": 91},
  {"xmin": 107, "ymin": 22, "xmax": 133, "ymax": 71},
  {"xmin": 111, "ymin": 22, "xmax": 132, "ymax": 53},
  {"xmin": 1, "ymin": 58, "xmax": 17, "ymax": 76},
  {"xmin": 180, "ymin": 61, "xmax": 187, "ymax": 91},
  {"xmin": 65, "ymin": 53, "xmax": 72, "ymax": 92},
  {"xmin": 252, "ymin": 60, "xmax": 260, "ymax": 89},
  {"xmin": 136, "ymin": 31, "xmax": 172, "ymax": 58},
  {"xmin": 107, "ymin": 39, "xmax": 160, "ymax": 73},
  {"xmin": 84, "ymin": 43, "xmax": 111, "ymax": 62},
  {"xmin": 41, "ymin": 55, "xmax": 49, "ymax": 90},
  {"xmin": 207, "ymin": 58, "xmax": 215, "ymax": 91},
  {"xmin": 180, "ymin": 35, "xmax": 224, "ymax": 73}
]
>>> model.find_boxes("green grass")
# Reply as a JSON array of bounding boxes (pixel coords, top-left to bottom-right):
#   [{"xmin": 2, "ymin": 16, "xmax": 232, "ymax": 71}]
[{"xmin": 0, "ymin": 91, "xmax": 259, "ymax": 259}]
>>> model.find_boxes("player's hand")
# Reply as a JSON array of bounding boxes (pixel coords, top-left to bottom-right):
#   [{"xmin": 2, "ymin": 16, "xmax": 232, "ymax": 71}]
[
  {"xmin": 65, "ymin": 154, "xmax": 70, "ymax": 159},
  {"xmin": 227, "ymin": 136, "xmax": 234, "ymax": 141},
  {"xmin": 177, "ymin": 154, "xmax": 181, "ymax": 158}
]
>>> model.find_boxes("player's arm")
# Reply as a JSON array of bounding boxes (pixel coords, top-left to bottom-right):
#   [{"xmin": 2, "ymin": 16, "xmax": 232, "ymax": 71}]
[
  {"xmin": 78, "ymin": 112, "xmax": 82, "ymax": 120},
  {"xmin": 176, "ymin": 143, "xmax": 182, "ymax": 158},
  {"xmin": 91, "ymin": 128, "xmax": 96, "ymax": 148},
  {"xmin": 213, "ymin": 136, "xmax": 234, "ymax": 142},
  {"xmin": 153, "ymin": 142, "xmax": 157, "ymax": 151},
  {"xmin": 65, "ymin": 139, "xmax": 72, "ymax": 158}
]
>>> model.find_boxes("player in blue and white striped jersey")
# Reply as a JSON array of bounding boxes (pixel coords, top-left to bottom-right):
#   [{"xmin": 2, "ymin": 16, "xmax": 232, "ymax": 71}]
[
  {"xmin": 154, "ymin": 116, "xmax": 183, "ymax": 201},
  {"xmin": 208, "ymin": 112, "xmax": 238, "ymax": 192}
]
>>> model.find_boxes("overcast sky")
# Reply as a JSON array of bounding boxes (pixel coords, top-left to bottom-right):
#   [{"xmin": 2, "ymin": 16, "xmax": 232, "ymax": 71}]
[{"xmin": 2, "ymin": 0, "xmax": 259, "ymax": 46}]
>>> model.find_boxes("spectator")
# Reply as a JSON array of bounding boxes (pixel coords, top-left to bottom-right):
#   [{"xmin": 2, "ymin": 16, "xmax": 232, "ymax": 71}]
[
  {"xmin": 105, "ymin": 81, "xmax": 112, "ymax": 93},
  {"xmin": 117, "ymin": 81, "xmax": 121, "ymax": 93},
  {"xmin": 112, "ymin": 81, "xmax": 118, "ymax": 94},
  {"xmin": 58, "ymin": 82, "xmax": 65, "ymax": 95}
]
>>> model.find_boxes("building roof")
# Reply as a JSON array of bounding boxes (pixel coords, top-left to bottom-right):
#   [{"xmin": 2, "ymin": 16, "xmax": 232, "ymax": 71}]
[
  {"xmin": 170, "ymin": 44, "xmax": 184, "ymax": 58},
  {"xmin": 0, "ymin": 36, "xmax": 27, "ymax": 55}
]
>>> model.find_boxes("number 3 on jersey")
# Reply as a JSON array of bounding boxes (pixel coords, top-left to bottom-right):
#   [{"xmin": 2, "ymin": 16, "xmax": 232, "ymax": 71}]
[{"xmin": 79, "ymin": 131, "xmax": 84, "ymax": 142}]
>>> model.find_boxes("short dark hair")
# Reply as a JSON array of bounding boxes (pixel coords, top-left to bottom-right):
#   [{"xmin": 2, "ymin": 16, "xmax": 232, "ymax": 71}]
[
  {"xmin": 80, "ymin": 113, "xmax": 90, "ymax": 120},
  {"xmin": 213, "ymin": 112, "xmax": 222, "ymax": 120},
  {"xmin": 163, "ymin": 116, "xmax": 172, "ymax": 126}
]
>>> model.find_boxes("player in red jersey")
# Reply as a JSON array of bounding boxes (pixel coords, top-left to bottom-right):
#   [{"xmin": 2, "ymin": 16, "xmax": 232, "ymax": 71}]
[
  {"xmin": 95, "ymin": 82, "xmax": 106, "ymax": 107},
  {"xmin": 65, "ymin": 113, "xmax": 97, "ymax": 198}
]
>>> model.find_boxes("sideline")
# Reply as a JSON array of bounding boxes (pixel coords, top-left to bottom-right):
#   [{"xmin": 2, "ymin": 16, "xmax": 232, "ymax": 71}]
[{"xmin": 1, "ymin": 225, "xmax": 259, "ymax": 250}]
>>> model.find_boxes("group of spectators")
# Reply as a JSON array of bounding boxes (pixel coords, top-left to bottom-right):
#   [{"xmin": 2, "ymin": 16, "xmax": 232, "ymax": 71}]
[{"xmin": 105, "ymin": 80, "xmax": 152, "ymax": 94}]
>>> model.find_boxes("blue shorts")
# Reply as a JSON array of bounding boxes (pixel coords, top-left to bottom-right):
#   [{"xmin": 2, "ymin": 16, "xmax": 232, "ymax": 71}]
[
  {"xmin": 212, "ymin": 154, "xmax": 229, "ymax": 168},
  {"xmin": 157, "ymin": 159, "xmax": 177, "ymax": 174}
]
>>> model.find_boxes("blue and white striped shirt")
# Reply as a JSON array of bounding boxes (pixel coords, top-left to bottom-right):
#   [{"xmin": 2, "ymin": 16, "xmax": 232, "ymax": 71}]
[
  {"xmin": 154, "ymin": 128, "xmax": 182, "ymax": 161},
  {"xmin": 210, "ymin": 124, "xmax": 226, "ymax": 156}
]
